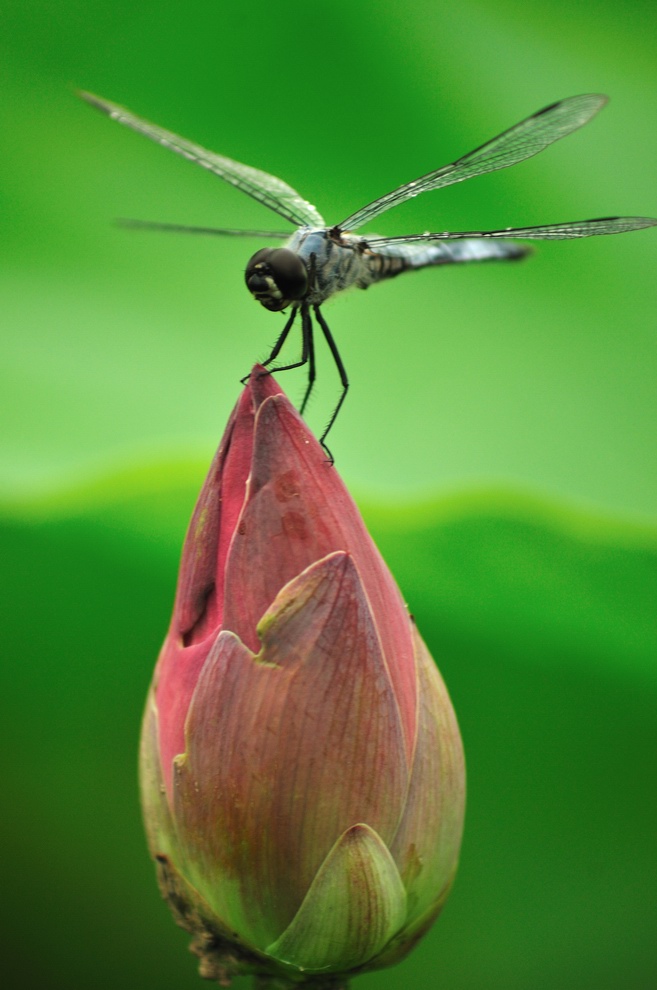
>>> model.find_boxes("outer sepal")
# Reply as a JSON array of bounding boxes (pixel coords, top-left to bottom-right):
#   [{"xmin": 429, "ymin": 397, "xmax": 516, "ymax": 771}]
[
  {"xmin": 390, "ymin": 624, "xmax": 466, "ymax": 926},
  {"xmin": 267, "ymin": 824, "xmax": 407, "ymax": 972}
]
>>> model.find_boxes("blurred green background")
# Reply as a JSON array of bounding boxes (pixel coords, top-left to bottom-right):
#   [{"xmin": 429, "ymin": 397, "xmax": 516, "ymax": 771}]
[{"xmin": 2, "ymin": 1, "xmax": 656, "ymax": 989}]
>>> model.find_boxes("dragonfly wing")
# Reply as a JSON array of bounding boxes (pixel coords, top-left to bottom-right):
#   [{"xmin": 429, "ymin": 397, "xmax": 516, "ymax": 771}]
[
  {"xmin": 366, "ymin": 216, "xmax": 657, "ymax": 245},
  {"xmin": 80, "ymin": 92, "xmax": 325, "ymax": 228},
  {"xmin": 116, "ymin": 219, "xmax": 290, "ymax": 238},
  {"xmin": 338, "ymin": 94, "xmax": 608, "ymax": 231}
]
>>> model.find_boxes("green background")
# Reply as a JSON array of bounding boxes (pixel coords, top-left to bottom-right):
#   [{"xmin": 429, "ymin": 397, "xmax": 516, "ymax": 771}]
[{"xmin": 2, "ymin": 2, "xmax": 656, "ymax": 988}]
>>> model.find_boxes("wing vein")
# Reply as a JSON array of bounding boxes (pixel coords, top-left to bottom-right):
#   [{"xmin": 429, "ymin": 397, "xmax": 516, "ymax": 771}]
[
  {"xmin": 366, "ymin": 216, "xmax": 657, "ymax": 246},
  {"xmin": 80, "ymin": 92, "xmax": 325, "ymax": 228},
  {"xmin": 338, "ymin": 94, "xmax": 608, "ymax": 231}
]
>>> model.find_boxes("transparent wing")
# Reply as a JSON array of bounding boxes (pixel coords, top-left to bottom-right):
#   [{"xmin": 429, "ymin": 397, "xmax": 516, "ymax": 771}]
[
  {"xmin": 80, "ymin": 92, "xmax": 325, "ymax": 228},
  {"xmin": 365, "ymin": 216, "xmax": 657, "ymax": 247},
  {"xmin": 116, "ymin": 219, "xmax": 290, "ymax": 238},
  {"xmin": 338, "ymin": 94, "xmax": 608, "ymax": 232}
]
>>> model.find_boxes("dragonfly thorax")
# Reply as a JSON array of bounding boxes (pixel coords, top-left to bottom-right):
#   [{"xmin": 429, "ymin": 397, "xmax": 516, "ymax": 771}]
[{"xmin": 245, "ymin": 247, "xmax": 308, "ymax": 312}]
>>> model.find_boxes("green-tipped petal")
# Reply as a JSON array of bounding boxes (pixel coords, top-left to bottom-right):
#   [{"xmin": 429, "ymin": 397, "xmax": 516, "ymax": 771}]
[
  {"xmin": 174, "ymin": 551, "xmax": 408, "ymax": 949},
  {"xmin": 267, "ymin": 824, "xmax": 406, "ymax": 973},
  {"xmin": 222, "ymin": 391, "xmax": 418, "ymax": 761}
]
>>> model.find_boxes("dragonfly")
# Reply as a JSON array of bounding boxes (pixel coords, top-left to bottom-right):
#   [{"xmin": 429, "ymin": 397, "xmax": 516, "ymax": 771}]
[{"xmin": 81, "ymin": 91, "xmax": 656, "ymax": 459}]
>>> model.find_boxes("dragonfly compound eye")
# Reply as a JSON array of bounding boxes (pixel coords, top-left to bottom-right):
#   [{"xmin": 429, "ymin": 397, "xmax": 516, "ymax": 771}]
[{"xmin": 245, "ymin": 248, "xmax": 308, "ymax": 312}]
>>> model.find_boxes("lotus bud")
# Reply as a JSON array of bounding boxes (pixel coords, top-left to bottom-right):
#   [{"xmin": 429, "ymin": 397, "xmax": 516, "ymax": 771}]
[{"xmin": 140, "ymin": 368, "xmax": 465, "ymax": 989}]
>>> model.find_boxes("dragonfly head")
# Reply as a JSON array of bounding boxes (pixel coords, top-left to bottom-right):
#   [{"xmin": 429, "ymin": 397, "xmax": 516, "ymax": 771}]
[{"xmin": 245, "ymin": 248, "xmax": 308, "ymax": 312}]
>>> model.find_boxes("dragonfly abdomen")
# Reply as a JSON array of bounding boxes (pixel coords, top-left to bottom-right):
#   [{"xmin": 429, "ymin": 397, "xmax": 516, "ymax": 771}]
[
  {"xmin": 366, "ymin": 239, "xmax": 529, "ymax": 283},
  {"xmin": 358, "ymin": 251, "xmax": 412, "ymax": 288}
]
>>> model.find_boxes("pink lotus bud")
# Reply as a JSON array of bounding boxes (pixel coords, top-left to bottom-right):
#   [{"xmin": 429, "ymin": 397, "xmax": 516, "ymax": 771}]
[{"xmin": 140, "ymin": 369, "xmax": 465, "ymax": 988}]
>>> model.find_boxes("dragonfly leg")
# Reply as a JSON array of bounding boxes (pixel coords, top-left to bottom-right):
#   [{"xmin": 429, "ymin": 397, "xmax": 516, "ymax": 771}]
[
  {"xmin": 299, "ymin": 306, "xmax": 316, "ymax": 416},
  {"xmin": 314, "ymin": 305, "xmax": 349, "ymax": 464},
  {"xmin": 240, "ymin": 306, "xmax": 299, "ymax": 384},
  {"xmin": 261, "ymin": 304, "xmax": 314, "ymax": 378},
  {"xmin": 262, "ymin": 306, "xmax": 299, "ymax": 369}
]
